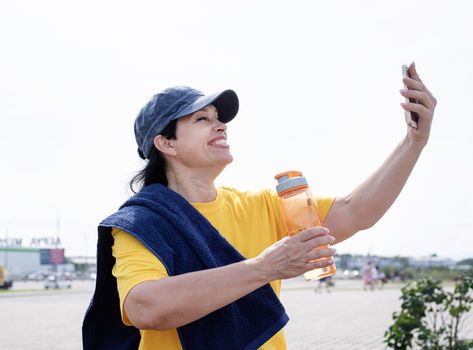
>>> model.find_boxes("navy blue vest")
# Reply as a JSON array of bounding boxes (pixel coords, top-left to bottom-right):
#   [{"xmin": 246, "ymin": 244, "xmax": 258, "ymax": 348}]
[{"xmin": 82, "ymin": 184, "xmax": 288, "ymax": 350}]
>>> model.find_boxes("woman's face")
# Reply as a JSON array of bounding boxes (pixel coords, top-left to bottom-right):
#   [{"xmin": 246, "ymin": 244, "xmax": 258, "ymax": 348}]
[{"xmin": 171, "ymin": 104, "xmax": 233, "ymax": 170}]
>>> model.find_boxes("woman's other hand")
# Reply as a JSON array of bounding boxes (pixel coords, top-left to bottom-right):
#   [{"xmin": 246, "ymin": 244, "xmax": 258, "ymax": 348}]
[{"xmin": 255, "ymin": 227, "xmax": 336, "ymax": 281}]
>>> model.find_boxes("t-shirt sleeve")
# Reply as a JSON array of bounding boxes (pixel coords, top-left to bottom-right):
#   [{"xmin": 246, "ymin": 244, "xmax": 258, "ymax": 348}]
[
  {"xmin": 315, "ymin": 196, "xmax": 336, "ymax": 225},
  {"xmin": 111, "ymin": 227, "xmax": 170, "ymax": 325}
]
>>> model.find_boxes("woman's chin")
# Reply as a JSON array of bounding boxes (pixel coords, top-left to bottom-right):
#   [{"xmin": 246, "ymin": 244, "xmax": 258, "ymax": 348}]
[
  {"xmin": 214, "ymin": 154, "xmax": 233, "ymax": 168},
  {"xmin": 225, "ymin": 154, "xmax": 234, "ymax": 164},
  {"xmin": 216, "ymin": 150, "xmax": 233, "ymax": 164}
]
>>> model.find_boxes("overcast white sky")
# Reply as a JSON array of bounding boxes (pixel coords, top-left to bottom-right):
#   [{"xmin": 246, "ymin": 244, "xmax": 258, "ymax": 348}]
[{"xmin": 1, "ymin": 0, "xmax": 472, "ymax": 260}]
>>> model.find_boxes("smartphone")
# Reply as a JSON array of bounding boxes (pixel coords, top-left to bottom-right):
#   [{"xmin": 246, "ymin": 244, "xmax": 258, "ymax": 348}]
[{"xmin": 402, "ymin": 64, "xmax": 419, "ymax": 129}]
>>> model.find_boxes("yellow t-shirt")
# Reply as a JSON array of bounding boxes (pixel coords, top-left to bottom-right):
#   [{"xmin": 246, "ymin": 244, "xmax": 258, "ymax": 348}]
[{"xmin": 112, "ymin": 187, "xmax": 334, "ymax": 350}]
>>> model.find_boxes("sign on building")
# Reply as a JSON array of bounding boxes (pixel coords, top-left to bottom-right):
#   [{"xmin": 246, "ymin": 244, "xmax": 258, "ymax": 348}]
[{"xmin": 40, "ymin": 248, "xmax": 65, "ymax": 265}]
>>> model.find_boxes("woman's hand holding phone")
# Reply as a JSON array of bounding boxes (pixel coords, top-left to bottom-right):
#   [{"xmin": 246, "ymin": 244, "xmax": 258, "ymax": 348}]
[{"xmin": 400, "ymin": 62, "xmax": 437, "ymax": 148}]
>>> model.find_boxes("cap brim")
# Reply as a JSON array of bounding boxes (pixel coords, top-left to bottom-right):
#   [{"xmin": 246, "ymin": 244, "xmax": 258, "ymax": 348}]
[{"xmin": 176, "ymin": 89, "xmax": 239, "ymax": 123}]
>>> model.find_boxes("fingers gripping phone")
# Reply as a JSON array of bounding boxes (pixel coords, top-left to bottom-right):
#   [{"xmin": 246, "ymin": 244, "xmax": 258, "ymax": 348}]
[{"xmin": 402, "ymin": 64, "xmax": 419, "ymax": 129}]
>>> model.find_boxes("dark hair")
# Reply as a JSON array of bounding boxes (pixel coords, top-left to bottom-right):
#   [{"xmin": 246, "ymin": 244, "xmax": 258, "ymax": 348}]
[{"xmin": 129, "ymin": 120, "xmax": 177, "ymax": 193}]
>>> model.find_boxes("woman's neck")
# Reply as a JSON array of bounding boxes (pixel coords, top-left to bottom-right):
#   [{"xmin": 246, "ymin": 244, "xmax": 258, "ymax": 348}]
[{"xmin": 166, "ymin": 172, "xmax": 218, "ymax": 203}]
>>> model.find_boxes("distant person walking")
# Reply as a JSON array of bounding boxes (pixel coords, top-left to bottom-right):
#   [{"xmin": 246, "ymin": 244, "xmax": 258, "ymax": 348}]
[
  {"xmin": 371, "ymin": 264, "xmax": 380, "ymax": 289},
  {"xmin": 363, "ymin": 261, "xmax": 374, "ymax": 291},
  {"xmin": 377, "ymin": 266, "xmax": 387, "ymax": 289},
  {"xmin": 315, "ymin": 276, "xmax": 334, "ymax": 293}
]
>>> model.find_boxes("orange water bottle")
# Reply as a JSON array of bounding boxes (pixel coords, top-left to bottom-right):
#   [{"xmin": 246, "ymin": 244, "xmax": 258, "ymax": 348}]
[{"xmin": 275, "ymin": 170, "xmax": 336, "ymax": 281}]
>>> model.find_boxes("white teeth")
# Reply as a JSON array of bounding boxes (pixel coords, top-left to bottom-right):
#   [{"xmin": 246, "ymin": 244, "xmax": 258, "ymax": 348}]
[{"xmin": 212, "ymin": 139, "xmax": 227, "ymax": 145}]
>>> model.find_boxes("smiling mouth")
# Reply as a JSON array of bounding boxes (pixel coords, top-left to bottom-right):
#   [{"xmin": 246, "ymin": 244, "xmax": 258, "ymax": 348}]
[{"xmin": 208, "ymin": 139, "xmax": 229, "ymax": 148}]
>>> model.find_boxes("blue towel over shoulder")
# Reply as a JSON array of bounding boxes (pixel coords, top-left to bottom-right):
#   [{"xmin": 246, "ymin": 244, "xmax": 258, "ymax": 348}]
[{"xmin": 82, "ymin": 183, "xmax": 289, "ymax": 350}]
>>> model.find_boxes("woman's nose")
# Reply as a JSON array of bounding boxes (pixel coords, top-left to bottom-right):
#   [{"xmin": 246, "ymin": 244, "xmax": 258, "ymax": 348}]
[{"xmin": 213, "ymin": 119, "xmax": 227, "ymax": 132}]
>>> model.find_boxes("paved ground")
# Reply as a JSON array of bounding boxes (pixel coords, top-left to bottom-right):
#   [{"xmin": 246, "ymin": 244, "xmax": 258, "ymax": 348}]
[
  {"xmin": 0, "ymin": 279, "xmax": 471, "ymax": 349},
  {"xmin": 0, "ymin": 281, "xmax": 92, "ymax": 350},
  {"xmin": 282, "ymin": 279, "xmax": 403, "ymax": 349},
  {"xmin": 282, "ymin": 278, "xmax": 473, "ymax": 349}
]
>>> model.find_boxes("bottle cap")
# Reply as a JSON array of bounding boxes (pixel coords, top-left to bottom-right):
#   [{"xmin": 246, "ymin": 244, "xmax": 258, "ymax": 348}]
[{"xmin": 274, "ymin": 170, "xmax": 308, "ymax": 195}]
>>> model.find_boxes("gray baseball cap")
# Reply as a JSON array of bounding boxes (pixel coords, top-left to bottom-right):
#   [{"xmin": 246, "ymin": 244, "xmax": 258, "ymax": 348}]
[{"xmin": 134, "ymin": 86, "xmax": 239, "ymax": 159}]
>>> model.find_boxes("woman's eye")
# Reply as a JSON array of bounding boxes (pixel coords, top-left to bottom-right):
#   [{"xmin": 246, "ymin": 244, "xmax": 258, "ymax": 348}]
[{"xmin": 196, "ymin": 117, "xmax": 208, "ymax": 122}]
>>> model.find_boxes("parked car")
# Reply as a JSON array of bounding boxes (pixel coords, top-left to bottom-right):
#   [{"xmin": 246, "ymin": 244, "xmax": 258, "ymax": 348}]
[
  {"xmin": 44, "ymin": 275, "xmax": 72, "ymax": 289},
  {"xmin": 0, "ymin": 265, "xmax": 13, "ymax": 290}
]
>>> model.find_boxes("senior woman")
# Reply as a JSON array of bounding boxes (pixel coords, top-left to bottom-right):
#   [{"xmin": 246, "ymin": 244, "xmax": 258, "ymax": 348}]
[{"xmin": 83, "ymin": 63, "xmax": 436, "ymax": 350}]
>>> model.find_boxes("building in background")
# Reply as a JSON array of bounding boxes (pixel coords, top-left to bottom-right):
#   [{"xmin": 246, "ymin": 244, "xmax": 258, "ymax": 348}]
[{"xmin": 0, "ymin": 236, "xmax": 74, "ymax": 279}]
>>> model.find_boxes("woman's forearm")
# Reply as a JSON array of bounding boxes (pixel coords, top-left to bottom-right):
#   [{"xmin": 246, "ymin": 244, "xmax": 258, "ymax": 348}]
[
  {"xmin": 325, "ymin": 136, "xmax": 424, "ymax": 243},
  {"xmin": 346, "ymin": 136, "xmax": 423, "ymax": 230},
  {"xmin": 125, "ymin": 258, "xmax": 268, "ymax": 330}
]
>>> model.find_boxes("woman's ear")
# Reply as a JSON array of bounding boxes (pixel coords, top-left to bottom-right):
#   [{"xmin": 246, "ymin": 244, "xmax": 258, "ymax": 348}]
[{"xmin": 154, "ymin": 135, "xmax": 177, "ymax": 157}]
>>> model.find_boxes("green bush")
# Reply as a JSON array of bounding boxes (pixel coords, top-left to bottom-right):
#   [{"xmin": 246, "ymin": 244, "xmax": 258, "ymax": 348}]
[{"xmin": 384, "ymin": 272, "xmax": 473, "ymax": 349}]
